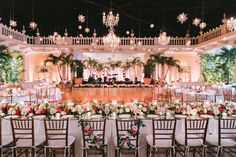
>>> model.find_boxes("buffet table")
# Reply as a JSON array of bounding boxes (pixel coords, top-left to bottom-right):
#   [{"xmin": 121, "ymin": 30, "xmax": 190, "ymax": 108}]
[
  {"xmin": 2, "ymin": 117, "xmax": 218, "ymax": 157},
  {"xmin": 72, "ymin": 87, "xmax": 153, "ymax": 102}
]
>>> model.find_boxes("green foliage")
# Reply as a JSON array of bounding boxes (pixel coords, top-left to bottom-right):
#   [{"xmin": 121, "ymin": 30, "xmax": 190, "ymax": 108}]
[
  {"xmin": 0, "ymin": 45, "xmax": 23, "ymax": 82},
  {"xmin": 201, "ymin": 47, "xmax": 236, "ymax": 83},
  {"xmin": 143, "ymin": 59, "xmax": 155, "ymax": 78}
]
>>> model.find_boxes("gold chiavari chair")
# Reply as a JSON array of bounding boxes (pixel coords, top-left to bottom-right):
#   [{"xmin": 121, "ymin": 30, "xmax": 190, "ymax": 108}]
[
  {"xmin": 81, "ymin": 118, "xmax": 107, "ymax": 157},
  {"xmin": 44, "ymin": 118, "xmax": 75, "ymax": 157},
  {"xmin": 175, "ymin": 118, "xmax": 209, "ymax": 157},
  {"xmin": 11, "ymin": 118, "xmax": 45, "ymax": 157},
  {"xmin": 206, "ymin": 118, "xmax": 236, "ymax": 157},
  {"xmin": 146, "ymin": 118, "xmax": 176, "ymax": 157},
  {"xmin": 115, "ymin": 118, "xmax": 142, "ymax": 157}
]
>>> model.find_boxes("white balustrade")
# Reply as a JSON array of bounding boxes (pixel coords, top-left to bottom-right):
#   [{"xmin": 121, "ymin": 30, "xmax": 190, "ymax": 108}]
[{"xmin": 0, "ymin": 23, "xmax": 234, "ymax": 47}]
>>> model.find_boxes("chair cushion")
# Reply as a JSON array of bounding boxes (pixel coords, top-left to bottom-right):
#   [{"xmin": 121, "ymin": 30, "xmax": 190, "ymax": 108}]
[
  {"xmin": 16, "ymin": 137, "xmax": 45, "ymax": 147},
  {"xmin": 206, "ymin": 134, "xmax": 236, "ymax": 147},
  {"xmin": 146, "ymin": 135, "xmax": 173, "ymax": 148},
  {"xmin": 1, "ymin": 135, "xmax": 13, "ymax": 146},
  {"xmin": 175, "ymin": 134, "xmax": 204, "ymax": 147},
  {"xmin": 47, "ymin": 135, "xmax": 75, "ymax": 148}
]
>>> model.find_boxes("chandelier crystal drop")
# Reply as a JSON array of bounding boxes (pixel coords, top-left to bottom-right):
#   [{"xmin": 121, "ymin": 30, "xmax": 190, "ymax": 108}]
[
  {"xmin": 9, "ymin": 19, "xmax": 17, "ymax": 27},
  {"xmin": 177, "ymin": 12, "xmax": 188, "ymax": 24},
  {"xmin": 103, "ymin": 11, "xmax": 119, "ymax": 28},
  {"xmin": 29, "ymin": 21, "xmax": 37, "ymax": 30},
  {"xmin": 103, "ymin": 29, "xmax": 120, "ymax": 52},
  {"xmin": 158, "ymin": 32, "xmax": 170, "ymax": 45},
  {"xmin": 226, "ymin": 17, "xmax": 236, "ymax": 31}
]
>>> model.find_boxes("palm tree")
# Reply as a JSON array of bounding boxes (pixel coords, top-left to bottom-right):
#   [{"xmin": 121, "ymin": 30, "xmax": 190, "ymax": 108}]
[
  {"xmin": 60, "ymin": 53, "xmax": 73, "ymax": 80},
  {"xmin": 130, "ymin": 57, "xmax": 143, "ymax": 79},
  {"xmin": 150, "ymin": 53, "xmax": 163, "ymax": 79},
  {"xmin": 163, "ymin": 56, "xmax": 183, "ymax": 80},
  {"xmin": 70, "ymin": 59, "xmax": 84, "ymax": 79},
  {"xmin": 44, "ymin": 53, "xmax": 64, "ymax": 81},
  {"xmin": 83, "ymin": 57, "xmax": 98, "ymax": 76}
]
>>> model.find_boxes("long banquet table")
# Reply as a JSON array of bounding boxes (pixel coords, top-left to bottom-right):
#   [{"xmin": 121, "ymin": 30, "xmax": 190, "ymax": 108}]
[
  {"xmin": 72, "ymin": 87, "xmax": 153, "ymax": 102},
  {"xmin": 2, "ymin": 117, "xmax": 219, "ymax": 157}
]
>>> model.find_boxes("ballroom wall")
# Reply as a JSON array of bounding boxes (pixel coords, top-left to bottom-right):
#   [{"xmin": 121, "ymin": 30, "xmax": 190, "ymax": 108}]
[{"xmin": 23, "ymin": 50, "xmax": 201, "ymax": 83}]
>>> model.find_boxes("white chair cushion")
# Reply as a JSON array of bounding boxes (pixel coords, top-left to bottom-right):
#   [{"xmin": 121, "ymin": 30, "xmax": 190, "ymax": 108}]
[
  {"xmin": 47, "ymin": 135, "xmax": 75, "ymax": 148},
  {"xmin": 206, "ymin": 134, "xmax": 236, "ymax": 147},
  {"xmin": 1, "ymin": 135, "xmax": 13, "ymax": 146},
  {"xmin": 146, "ymin": 135, "xmax": 173, "ymax": 148},
  {"xmin": 175, "ymin": 134, "xmax": 204, "ymax": 147},
  {"xmin": 16, "ymin": 137, "xmax": 45, "ymax": 147}
]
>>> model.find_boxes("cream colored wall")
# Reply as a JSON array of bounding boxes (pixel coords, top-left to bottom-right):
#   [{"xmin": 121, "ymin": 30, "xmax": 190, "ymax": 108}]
[
  {"xmin": 23, "ymin": 51, "xmax": 201, "ymax": 83},
  {"xmin": 24, "ymin": 52, "xmax": 60, "ymax": 82}
]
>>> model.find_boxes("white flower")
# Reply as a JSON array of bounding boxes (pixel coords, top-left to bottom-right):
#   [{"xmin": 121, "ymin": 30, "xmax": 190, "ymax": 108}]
[
  {"xmin": 61, "ymin": 111, "xmax": 66, "ymax": 116},
  {"xmin": 125, "ymin": 108, "xmax": 130, "ymax": 113}
]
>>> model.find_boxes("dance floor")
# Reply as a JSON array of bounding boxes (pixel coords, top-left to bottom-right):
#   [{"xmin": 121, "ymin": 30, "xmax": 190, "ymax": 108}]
[{"xmin": 69, "ymin": 87, "xmax": 153, "ymax": 102}]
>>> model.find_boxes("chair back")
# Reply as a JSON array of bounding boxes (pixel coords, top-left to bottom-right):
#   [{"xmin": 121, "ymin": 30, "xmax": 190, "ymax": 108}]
[
  {"xmin": 11, "ymin": 118, "xmax": 35, "ymax": 146},
  {"xmin": 218, "ymin": 118, "xmax": 236, "ymax": 146},
  {"xmin": 196, "ymin": 94, "xmax": 207, "ymax": 102},
  {"xmin": 174, "ymin": 92, "xmax": 183, "ymax": 101},
  {"xmin": 116, "ymin": 118, "xmax": 140, "ymax": 148},
  {"xmin": 0, "ymin": 95, "xmax": 12, "ymax": 103},
  {"xmin": 152, "ymin": 119, "xmax": 176, "ymax": 146},
  {"xmin": 185, "ymin": 118, "xmax": 209, "ymax": 146},
  {"xmin": 81, "ymin": 118, "xmax": 106, "ymax": 148},
  {"xmin": 44, "ymin": 118, "xmax": 69, "ymax": 147}
]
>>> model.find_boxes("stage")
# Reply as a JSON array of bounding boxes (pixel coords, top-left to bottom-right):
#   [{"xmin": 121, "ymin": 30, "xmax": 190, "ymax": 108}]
[{"xmin": 71, "ymin": 87, "xmax": 153, "ymax": 102}]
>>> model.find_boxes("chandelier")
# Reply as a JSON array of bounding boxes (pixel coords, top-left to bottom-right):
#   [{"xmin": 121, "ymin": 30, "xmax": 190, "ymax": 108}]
[
  {"xmin": 158, "ymin": 32, "xmax": 170, "ymax": 45},
  {"xmin": 103, "ymin": 29, "xmax": 120, "ymax": 52},
  {"xmin": 103, "ymin": 11, "xmax": 119, "ymax": 28},
  {"xmin": 102, "ymin": 11, "xmax": 120, "ymax": 52},
  {"xmin": 227, "ymin": 17, "xmax": 236, "ymax": 31},
  {"xmin": 49, "ymin": 32, "xmax": 65, "ymax": 44}
]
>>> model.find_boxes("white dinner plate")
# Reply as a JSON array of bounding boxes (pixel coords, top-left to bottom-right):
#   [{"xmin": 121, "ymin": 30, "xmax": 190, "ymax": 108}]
[
  {"xmin": 200, "ymin": 114, "xmax": 214, "ymax": 119},
  {"xmin": 91, "ymin": 115, "xmax": 103, "ymax": 119},
  {"xmin": 147, "ymin": 114, "xmax": 159, "ymax": 119},
  {"xmin": 231, "ymin": 115, "xmax": 236, "ymax": 118},
  {"xmin": 4, "ymin": 115, "xmax": 19, "ymax": 119},
  {"xmin": 175, "ymin": 114, "xmax": 187, "ymax": 118},
  {"xmin": 118, "ymin": 114, "xmax": 131, "ymax": 118},
  {"xmin": 61, "ymin": 115, "xmax": 74, "ymax": 119}
]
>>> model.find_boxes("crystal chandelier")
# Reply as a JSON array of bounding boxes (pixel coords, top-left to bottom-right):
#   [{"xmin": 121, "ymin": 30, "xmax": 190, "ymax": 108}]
[
  {"xmin": 227, "ymin": 17, "xmax": 236, "ymax": 31},
  {"xmin": 102, "ymin": 11, "xmax": 120, "ymax": 52},
  {"xmin": 49, "ymin": 32, "xmax": 65, "ymax": 44},
  {"xmin": 103, "ymin": 11, "xmax": 119, "ymax": 28},
  {"xmin": 103, "ymin": 29, "xmax": 120, "ymax": 52},
  {"xmin": 158, "ymin": 32, "xmax": 170, "ymax": 45}
]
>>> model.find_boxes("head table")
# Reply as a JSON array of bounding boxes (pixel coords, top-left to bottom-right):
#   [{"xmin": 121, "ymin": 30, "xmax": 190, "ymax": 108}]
[{"xmin": 1, "ymin": 116, "xmax": 220, "ymax": 157}]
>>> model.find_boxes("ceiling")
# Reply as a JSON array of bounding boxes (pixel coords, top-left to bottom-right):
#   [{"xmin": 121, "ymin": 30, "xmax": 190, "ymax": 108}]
[{"xmin": 0, "ymin": 0, "xmax": 236, "ymax": 37}]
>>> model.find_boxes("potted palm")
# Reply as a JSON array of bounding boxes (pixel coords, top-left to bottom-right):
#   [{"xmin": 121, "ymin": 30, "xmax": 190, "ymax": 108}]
[
  {"xmin": 73, "ymin": 60, "xmax": 84, "ymax": 85},
  {"xmin": 143, "ymin": 59, "xmax": 155, "ymax": 84}
]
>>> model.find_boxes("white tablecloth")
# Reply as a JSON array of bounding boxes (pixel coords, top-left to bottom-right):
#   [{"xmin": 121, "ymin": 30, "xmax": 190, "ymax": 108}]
[{"xmin": 1, "ymin": 118, "xmax": 218, "ymax": 157}]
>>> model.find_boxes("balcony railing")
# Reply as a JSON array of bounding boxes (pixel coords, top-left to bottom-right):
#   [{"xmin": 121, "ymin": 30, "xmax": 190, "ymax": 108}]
[{"xmin": 0, "ymin": 23, "xmax": 233, "ymax": 47}]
